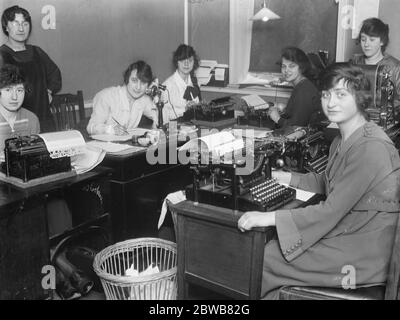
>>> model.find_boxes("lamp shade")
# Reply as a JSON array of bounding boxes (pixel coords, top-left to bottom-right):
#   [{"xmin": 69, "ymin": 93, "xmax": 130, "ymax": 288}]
[{"xmin": 250, "ymin": 2, "xmax": 280, "ymax": 22}]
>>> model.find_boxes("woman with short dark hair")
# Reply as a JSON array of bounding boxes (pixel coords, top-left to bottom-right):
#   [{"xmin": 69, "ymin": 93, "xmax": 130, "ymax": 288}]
[
  {"xmin": 352, "ymin": 18, "xmax": 400, "ymax": 110},
  {"xmin": 0, "ymin": 64, "xmax": 40, "ymax": 151},
  {"xmin": 238, "ymin": 63, "xmax": 400, "ymax": 299},
  {"xmin": 87, "ymin": 60, "xmax": 157, "ymax": 135},
  {"xmin": 268, "ymin": 47, "xmax": 321, "ymax": 128},
  {"xmin": 161, "ymin": 44, "xmax": 201, "ymax": 122},
  {"xmin": 0, "ymin": 5, "xmax": 61, "ymax": 131}
]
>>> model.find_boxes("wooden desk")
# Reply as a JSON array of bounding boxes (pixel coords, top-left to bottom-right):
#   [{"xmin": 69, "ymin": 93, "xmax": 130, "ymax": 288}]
[
  {"xmin": 101, "ymin": 140, "xmax": 192, "ymax": 241},
  {"xmin": 0, "ymin": 167, "xmax": 112, "ymax": 300},
  {"xmin": 172, "ymin": 196, "xmax": 322, "ymax": 300}
]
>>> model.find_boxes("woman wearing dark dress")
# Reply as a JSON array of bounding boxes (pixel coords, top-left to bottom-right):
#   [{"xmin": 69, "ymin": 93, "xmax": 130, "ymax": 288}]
[
  {"xmin": 238, "ymin": 63, "xmax": 400, "ymax": 299},
  {"xmin": 0, "ymin": 5, "xmax": 62, "ymax": 131},
  {"xmin": 351, "ymin": 18, "xmax": 400, "ymax": 111},
  {"xmin": 268, "ymin": 47, "xmax": 321, "ymax": 129}
]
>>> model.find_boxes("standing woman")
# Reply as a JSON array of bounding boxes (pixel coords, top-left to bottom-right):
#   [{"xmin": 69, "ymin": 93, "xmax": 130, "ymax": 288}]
[
  {"xmin": 268, "ymin": 47, "xmax": 321, "ymax": 129},
  {"xmin": 0, "ymin": 5, "xmax": 62, "ymax": 131},
  {"xmin": 352, "ymin": 18, "xmax": 400, "ymax": 109},
  {"xmin": 161, "ymin": 44, "xmax": 201, "ymax": 122},
  {"xmin": 238, "ymin": 63, "xmax": 400, "ymax": 299}
]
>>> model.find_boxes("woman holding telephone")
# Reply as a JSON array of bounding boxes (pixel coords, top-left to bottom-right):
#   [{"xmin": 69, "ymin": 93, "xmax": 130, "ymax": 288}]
[{"xmin": 268, "ymin": 47, "xmax": 321, "ymax": 129}]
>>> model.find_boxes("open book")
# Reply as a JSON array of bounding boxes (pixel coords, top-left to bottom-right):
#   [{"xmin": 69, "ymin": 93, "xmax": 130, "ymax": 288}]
[{"xmin": 179, "ymin": 131, "xmax": 244, "ymax": 158}]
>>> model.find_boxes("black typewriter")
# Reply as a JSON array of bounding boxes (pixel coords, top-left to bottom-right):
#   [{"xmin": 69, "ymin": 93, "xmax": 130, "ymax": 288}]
[
  {"xmin": 269, "ymin": 127, "xmax": 330, "ymax": 174},
  {"xmin": 236, "ymin": 102, "xmax": 275, "ymax": 128},
  {"xmin": 182, "ymin": 96, "xmax": 235, "ymax": 123},
  {"xmin": 1, "ymin": 135, "xmax": 71, "ymax": 182},
  {"xmin": 185, "ymin": 141, "xmax": 296, "ymax": 212}
]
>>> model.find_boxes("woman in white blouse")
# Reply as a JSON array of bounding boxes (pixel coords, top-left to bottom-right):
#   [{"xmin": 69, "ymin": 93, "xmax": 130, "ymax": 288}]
[
  {"xmin": 161, "ymin": 44, "xmax": 201, "ymax": 122},
  {"xmin": 87, "ymin": 60, "xmax": 157, "ymax": 136}
]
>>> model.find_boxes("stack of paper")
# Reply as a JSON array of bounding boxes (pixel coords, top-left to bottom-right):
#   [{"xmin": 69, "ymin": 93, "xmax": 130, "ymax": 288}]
[
  {"xmin": 196, "ymin": 60, "xmax": 228, "ymax": 86},
  {"xmin": 241, "ymin": 94, "xmax": 270, "ymax": 110},
  {"xmin": 196, "ymin": 60, "xmax": 217, "ymax": 86},
  {"xmin": 71, "ymin": 145, "xmax": 106, "ymax": 174}
]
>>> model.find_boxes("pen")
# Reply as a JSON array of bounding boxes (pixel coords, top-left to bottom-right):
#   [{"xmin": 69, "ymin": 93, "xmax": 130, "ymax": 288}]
[{"xmin": 112, "ymin": 117, "xmax": 129, "ymax": 135}]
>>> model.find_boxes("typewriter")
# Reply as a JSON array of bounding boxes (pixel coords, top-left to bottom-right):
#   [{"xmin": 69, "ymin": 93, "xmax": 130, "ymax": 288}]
[
  {"xmin": 1, "ymin": 135, "xmax": 72, "ymax": 182},
  {"xmin": 185, "ymin": 139, "xmax": 296, "ymax": 212},
  {"xmin": 236, "ymin": 102, "xmax": 275, "ymax": 128},
  {"xmin": 360, "ymin": 64, "xmax": 397, "ymax": 130},
  {"xmin": 182, "ymin": 96, "xmax": 235, "ymax": 123},
  {"xmin": 270, "ymin": 127, "xmax": 330, "ymax": 174}
]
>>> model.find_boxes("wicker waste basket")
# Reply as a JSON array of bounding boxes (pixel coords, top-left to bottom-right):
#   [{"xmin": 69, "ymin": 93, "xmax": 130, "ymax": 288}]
[{"xmin": 93, "ymin": 238, "xmax": 177, "ymax": 300}]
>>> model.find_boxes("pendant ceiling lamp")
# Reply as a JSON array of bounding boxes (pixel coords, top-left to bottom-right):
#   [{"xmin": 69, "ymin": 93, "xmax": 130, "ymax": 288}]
[{"xmin": 250, "ymin": 0, "xmax": 281, "ymax": 22}]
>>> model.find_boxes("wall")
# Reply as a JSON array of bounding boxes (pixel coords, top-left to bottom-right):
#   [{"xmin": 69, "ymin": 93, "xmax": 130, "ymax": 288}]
[
  {"xmin": 380, "ymin": 0, "xmax": 400, "ymax": 59},
  {"xmin": 0, "ymin": 0, "xmax": 184, "ymax": 100},
  {"xmin": 188, "ymin": 0, "xmax": 229, "ymax": 65}
]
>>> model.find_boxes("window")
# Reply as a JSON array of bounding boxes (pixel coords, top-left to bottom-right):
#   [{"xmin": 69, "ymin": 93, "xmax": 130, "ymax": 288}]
[
  {"xmin": 230, "ymin": 0, "xmax": 344, "ymax": 84},
  {"xmin": 249, "ymin": 0, "xmax": 338, "ymax": 73}
]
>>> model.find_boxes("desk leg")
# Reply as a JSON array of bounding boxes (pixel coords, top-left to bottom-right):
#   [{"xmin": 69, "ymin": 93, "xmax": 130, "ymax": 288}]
[
  {"xmin": 249, "ymin": 231, "xmax": 267, "ymax": 299},
  {"xmin": 110, "ymin": 180, "xmax": 128, "ymax": 242},
  {"xmin": 176, "ymin": 215, "xmax": 188, "ymax": 299}
]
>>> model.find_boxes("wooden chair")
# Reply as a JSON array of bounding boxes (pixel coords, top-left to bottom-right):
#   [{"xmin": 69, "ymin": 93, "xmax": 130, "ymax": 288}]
[
  {"xmin": 278, "ymin": 215, "xmax": 400, "ymax": 300},
  {"xmin": 50, "ymin": 90, "xmax": 86, "ymax": 132}
]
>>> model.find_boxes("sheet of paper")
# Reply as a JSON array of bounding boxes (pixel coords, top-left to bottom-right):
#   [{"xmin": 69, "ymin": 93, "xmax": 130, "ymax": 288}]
[
  {"xmin": 90, "ymin": 133, "xmax": 133, "ymax": 142},
  {"xmin": 240, "ymin": 72, "xmax": 281, "ymax": 85},
  {"xmin": 294, "ymin": 188, "xmax": 316, "ymax": 202},
  {"xmin": 200, "ymin": 60, "xmax": 218, "ymax": 69},
  {"xmin": 241, "ymin": 94, "xmax": 269, "ymax": 109},
  {"xmin": 196, "ymin": 66, "xmax": 213, "ymax": 78},
  {"xmin": 197, "ymin": 76, "xmax": 212, "ymax": 86},
  {"xmin": 39, "ymin": 130, "xmax": 86, "ymax": 158},
  {"xmin": 179, "ymin": 131, "xmax": 243, "ymax": 157},
  {"xmin": 71, "ymin": 145, "xmax": 106, "ymax": 174},
  {"xmin": 215, "ymin": 67, "xmax": 226, "ymax": 81}
]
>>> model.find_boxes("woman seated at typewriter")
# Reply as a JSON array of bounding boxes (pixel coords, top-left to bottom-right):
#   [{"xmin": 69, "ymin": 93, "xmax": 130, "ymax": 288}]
[
  {"xmin": 86, "ymin": 60, "xmax": 158, "ymax": 136},
  {"xmin": 0, "ymin": 64, "xmax": 72, "ymax": 238},
  {"xmin": 0, "ymin": 64, "xmax": 40, "ymax": 154},
  {"xmin": 268, "ymin": 47, "xmax": 321, "ymax": 129},
  {"xmin": 238, "ymin": 63, "xmax": 400, "ymax": 299},
  {"xmin": 351, "ymin": 18, "xmax": 400, "ymax": 109},
  {"xmin": 161, "ymin": 44, "xmax": 201, "ymax": 122}
]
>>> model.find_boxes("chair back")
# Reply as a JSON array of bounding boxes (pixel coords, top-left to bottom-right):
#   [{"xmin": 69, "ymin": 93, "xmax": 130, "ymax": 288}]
[
  {"xmin": 50, "ymin": 90, "xmax": 85, "ymax": 131},
  {"xmin": 384, "ymin": 214, "xmax": 400, "ymax": 300}
]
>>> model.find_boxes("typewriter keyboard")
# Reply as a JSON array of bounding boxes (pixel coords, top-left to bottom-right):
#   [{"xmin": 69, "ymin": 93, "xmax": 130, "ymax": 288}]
[{"xmin": 248, "ymin": 178, "xmax": 296, "ymax": 211}]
